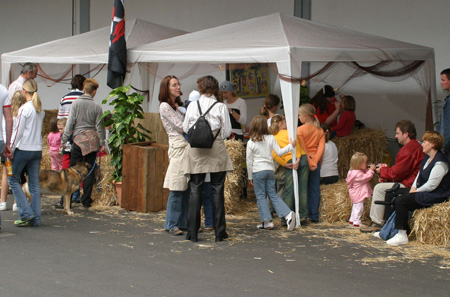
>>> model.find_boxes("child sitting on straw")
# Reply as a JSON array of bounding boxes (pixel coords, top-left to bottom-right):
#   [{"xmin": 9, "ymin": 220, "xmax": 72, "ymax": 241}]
[
  {"xmin": 246, "ymin": 115, "xmax": 296, "ymax": 231},
  {"xmin": 346, "ymin": 152, "xmax": 376, "ymax": 227}
]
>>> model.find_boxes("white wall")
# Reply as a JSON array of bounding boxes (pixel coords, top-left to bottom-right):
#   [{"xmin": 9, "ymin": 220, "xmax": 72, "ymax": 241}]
[{"xmin": 311, "ymin": 0, "xmax": 449, "ymax": 136}]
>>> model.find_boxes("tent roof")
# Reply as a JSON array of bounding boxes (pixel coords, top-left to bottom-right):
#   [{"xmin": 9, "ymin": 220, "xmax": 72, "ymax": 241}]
[
  {"xmin": 1, "ymin": 18, "xmax": 187, "ymax": 65},
  {"xmin": 129, "ymin": 13, "xmax": 433, "ymax": 64}
]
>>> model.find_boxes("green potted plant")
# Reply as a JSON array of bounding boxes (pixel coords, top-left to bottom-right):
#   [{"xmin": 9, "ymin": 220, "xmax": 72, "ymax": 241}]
[{"xmin": 101, "ymin": 85, "xmax": 151, "ymax": 201}]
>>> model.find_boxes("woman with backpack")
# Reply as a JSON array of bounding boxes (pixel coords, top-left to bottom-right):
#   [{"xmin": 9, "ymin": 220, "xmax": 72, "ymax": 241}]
[
  {"xmin": 183, "ymin": 75, "xmax": 233, "ymax": 243},
  {"xmin": 159, "ymin": 75, "xmax": 190, "ymax": 236}
]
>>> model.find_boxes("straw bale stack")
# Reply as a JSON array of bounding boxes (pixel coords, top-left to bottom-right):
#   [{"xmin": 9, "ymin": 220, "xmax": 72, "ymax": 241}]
[
  {"xmin": 224, "ymin": 139, "xmax": 245, "ymax": 214},
  {"xmin": 333, "ymin": 128, "xmax": 387, "ymax": 179},
  {"xmin": 319, "ymin": 180, "xmax": 371, "ymax": 223},
  {"xmin": 410, "ymin": 200, "xmax": 450, "ymax": 246},
  {"xmin": 42, "ymin": 109, "xmax": 58, "ymax": 136}
]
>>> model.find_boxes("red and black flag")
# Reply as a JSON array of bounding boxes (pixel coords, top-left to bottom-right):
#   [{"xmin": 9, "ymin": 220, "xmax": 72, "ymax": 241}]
[{"xmin": 107, "ymin": 0, "xmax": 126, "ymax": 89}]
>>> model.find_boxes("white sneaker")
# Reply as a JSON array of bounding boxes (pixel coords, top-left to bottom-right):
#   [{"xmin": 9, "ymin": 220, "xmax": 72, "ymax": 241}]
[
  {"xmin": 0, "ymin": 202, "xmax": 6, "ymax": 211},
  {"xmin": 285, "ymin": 211, "xmax": 296, "ymax": 231},
  {"xmin": 373, "ymin": 231, "xmax": 381, "ymax": 239},
  {"xmin": 12, "ymin": 203, "xmax": 18, "ymax": 212},
  {"xmin": 257, "ymin": 221, "xmax": 274, "ymax": 229},
  {"xmin": 386, "ymin": 233, "xmax": 409, "ymax": 246}
]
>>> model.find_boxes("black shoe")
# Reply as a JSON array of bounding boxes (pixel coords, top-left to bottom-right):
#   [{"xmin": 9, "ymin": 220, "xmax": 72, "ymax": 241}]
[
  {"xmin": 215, "ymin": 232, "xmax": 229, "ymax": 242},
  {"xmin": 186, "ymin": 234, "xmax": 198, "ymax": 242},
  {"xmin": 53, "ymin": 202, "xmax": 63, "ymax": 209},
  {"xmin": 72, "ymin": 199, "xmax": 81, "ymax": 204}
]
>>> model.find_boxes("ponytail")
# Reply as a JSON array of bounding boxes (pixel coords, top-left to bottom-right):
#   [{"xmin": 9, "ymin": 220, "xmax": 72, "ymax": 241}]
[
  {"xmin": 32, "ymin": 92, "xmax": 42, "ymax": 113},
  {"xmin": 259, "ymin": 106, "xmax": 269, "ymax": 118},
  {"xmin": 22, "ymin": 79, "xmax": 42, "ymax": 113}
]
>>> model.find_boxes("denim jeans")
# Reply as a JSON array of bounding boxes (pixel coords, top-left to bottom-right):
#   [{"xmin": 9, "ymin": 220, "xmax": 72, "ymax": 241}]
[
  {"xmin": 202, "ymin": 182, "xmax": 213, "ymax": 228},
  {"xmin": 8, "ymin": 149, "xmax": 42, "ymax": 224},
  {"xmin": 253, "ymin": 170, "xmax": 291, "ymax": 222},
  {"xmin": 308, "ymin": 163, "xmax": 321, "ymax": 221},
  {"xmin": 164, "ymin": 188, "xmax": 190, "ymax": 230},
  {"xmin": 283, "ymin": 155, "xmax": 309, "ymax": 219}
]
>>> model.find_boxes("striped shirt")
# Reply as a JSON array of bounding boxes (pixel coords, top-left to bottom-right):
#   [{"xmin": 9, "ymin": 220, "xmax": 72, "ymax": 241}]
[{"xmin": 57, "ymin": 89, "xmax": 83, "ymax": 119}]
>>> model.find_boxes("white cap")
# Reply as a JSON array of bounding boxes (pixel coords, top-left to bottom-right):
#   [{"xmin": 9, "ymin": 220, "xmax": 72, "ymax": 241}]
[{"xmin": 189, "ymin": 90, "xmax": 201, "ymax": 101}]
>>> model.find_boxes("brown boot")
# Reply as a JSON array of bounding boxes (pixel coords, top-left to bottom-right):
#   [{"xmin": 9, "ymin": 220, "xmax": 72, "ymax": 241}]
[{"xmin": 360, "ymin": 222, "xmax": 383, "ymax": 233}]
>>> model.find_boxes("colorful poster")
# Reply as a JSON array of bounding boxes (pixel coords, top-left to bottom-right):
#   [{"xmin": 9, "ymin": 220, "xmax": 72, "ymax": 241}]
[{"xmin": 229, "ymin": 63, "xmax": 270, "ymax": 98}]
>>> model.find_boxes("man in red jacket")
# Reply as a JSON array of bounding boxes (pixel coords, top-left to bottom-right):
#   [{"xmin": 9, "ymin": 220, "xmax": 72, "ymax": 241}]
[{"xmin": 360, "ymin": 120, "xmax": 424, "ymax": 233}]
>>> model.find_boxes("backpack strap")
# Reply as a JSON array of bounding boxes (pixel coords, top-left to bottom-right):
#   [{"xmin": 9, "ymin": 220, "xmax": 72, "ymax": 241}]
[
  {"xmin": 198, "ymin": 100, "xmax": 221, "ymax": 140},
  {"xmin": 203, "ymin": 101, "xmax": 219, "ymax": 116}
]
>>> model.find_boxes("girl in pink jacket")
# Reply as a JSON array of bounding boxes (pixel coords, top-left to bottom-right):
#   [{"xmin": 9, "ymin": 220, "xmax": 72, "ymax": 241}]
[{"xmin": 346, "ymin": 152, "xmax": 376, "ymax": 227}]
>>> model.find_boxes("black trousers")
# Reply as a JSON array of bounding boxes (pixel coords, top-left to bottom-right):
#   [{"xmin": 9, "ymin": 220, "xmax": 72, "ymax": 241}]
[
  {"xmin": 383, "ymin": 187, "xmax": 410, "ymax": 220},
  {"xmin": 187, "ymin": 172, "xmax": 227, "ymax": 238},
  {"xmin": 70, "ymin": 143, "xmax": 97, "ymax": 207},
  {"xmin": 394, "ymin": 193, "xmax": 424, "ymax": 230}
]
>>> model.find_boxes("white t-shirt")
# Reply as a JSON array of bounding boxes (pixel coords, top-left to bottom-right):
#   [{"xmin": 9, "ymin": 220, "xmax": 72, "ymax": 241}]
[
  {"xmin": 246, "ymin": 134, "xmax": 293, "ymax": 180},
  {"xmin": 320, "ymin": 141, "xmax": 339, "ymax": 178},
  {"xmin": 0, "ymin": 84, "xmax": 11, "ymax": 143},
  {"xmin": 225, "ymin": 97, "xmax": 247, "ymax": 135}
]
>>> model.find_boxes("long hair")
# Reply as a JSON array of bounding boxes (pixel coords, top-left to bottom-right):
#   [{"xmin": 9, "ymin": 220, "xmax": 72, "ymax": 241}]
[
  {"xmin": 342, "ymin": 95, "xmax": 356, "ymax": 111},
  {"xmin": 350, "ymin": 152, "xmax": 368, "ymax": 170},
  {"xmin": 321, "ymin": 122, "xmax": 331, "ymax": 142},
  {"xmin": 11, "ymin": 91, "xmax": 26, "ymax": 117},
  {"xmin": 310, "ymin": 90, "xmax": 328, "ymax": 115},
  {"xmin": 298, "ymin": 103, "xmax": 320, "ymax": 129},
  {"xmin": 249, "ymin": 115, "xmax": 269, "ymax": 142},
  {"xmin": 259, "ymin": 94, "xmax": 280, "ymax": 118},
  {"xmin": 269, "ymin": 114, "xmax": 285, "ymax": 135},
  {"xmin": 197, "ymin": 75, "xmax": 219, "ymax": 99},
  {"xmin": 158, "ymin": 75, "xmax": 183, "ymax": 110},
  {"xmin": 22, "ymin": 79, "xmax": 42, "ymax": 113}
]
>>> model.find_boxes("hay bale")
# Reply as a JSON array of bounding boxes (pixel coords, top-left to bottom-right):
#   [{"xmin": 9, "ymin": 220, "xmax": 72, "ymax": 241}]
[
  {"xmin": 224, "ymin": 139, "xmax": 245, "ymax": 214},
  {"xmin": 333, "ymin": 128, "xmax": 387, "ymax": 179},
  {"xmin": 319, "ymin": 180, "xmax": 371, "ymax": 223},
  {"xmin": 410, "ymin": 200, "xmax": 450, "ymax": 246},
  {"xmin": 42, "ymin": 109, "xmax": 58, "ymax": 136}
]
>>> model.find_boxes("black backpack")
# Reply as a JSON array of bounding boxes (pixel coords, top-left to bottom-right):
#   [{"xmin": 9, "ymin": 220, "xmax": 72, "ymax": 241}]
[{"xmin": 188, "ymin": 100, "xmax": 221, "ymax": 149}]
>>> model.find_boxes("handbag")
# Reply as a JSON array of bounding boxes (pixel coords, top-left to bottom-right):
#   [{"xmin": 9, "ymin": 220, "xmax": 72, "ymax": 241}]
[{"xmin": 379, "ymin": 211, "xmax": 399, "ymax": 240}]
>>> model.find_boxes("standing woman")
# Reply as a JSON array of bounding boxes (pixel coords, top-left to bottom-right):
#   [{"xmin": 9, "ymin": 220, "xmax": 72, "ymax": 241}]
[
  {"xmin": 9, "ymin": 79, "xmax": 45, "ymax": 226},
  {"xmin": 183, "ymin": 75, "xmax": 233, "ymax": 242},
  {"xmin": 219, "ymin": 81, "xmax": 247, "ymax": 141},
  {"xmin": 159, "ymin": 75, "xmax": 190, "ymax": 236}
]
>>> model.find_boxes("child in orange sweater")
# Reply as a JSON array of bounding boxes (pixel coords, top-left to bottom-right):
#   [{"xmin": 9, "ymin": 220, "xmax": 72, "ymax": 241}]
[{"xmin": 297, "ymin": 104, "xmax": 325, "ymax": 223}]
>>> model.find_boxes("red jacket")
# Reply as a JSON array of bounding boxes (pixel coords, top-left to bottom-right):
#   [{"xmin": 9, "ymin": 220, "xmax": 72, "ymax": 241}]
[
  {"xmin": 331, "ymin": 110, "xmax": 356, "ymax": 137},
  {"xmin": 379, "ymin": 139, "xmax": 424, "ymax": 187}
]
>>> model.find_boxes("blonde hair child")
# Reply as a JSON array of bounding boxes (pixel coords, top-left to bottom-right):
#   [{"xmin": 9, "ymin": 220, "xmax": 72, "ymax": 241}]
[
  {"xmin": 246, "ymin": 115, "xmax": 296, "ymax": 230},
  {"xmin": 346, "ymin": 152, "xmax": 376, "ymax": 227},
  {"xmin": 297, "ymin": 103, "xmax": 325, "ymax": 223}
]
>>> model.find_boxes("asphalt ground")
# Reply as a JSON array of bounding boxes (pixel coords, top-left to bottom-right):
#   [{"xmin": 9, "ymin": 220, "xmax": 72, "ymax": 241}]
[{"xmin": 0, "ymin": 194, "xmax": 449, "ymax": 297}]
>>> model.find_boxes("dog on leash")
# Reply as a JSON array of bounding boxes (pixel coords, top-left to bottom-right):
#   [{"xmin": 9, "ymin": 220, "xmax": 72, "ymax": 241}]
[{"xmin": 23, "ymin": 162, "xmax": 92, "ymax": 215}]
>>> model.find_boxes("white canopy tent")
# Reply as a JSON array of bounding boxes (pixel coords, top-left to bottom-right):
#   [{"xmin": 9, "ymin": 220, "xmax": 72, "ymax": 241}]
[
  {"xmin": 1, "ymin": 18, "xmax": 187, "ymax": 109},
  {"xmin": 129, "ymin": 13, "xmax": 436, "ymax": 225}
]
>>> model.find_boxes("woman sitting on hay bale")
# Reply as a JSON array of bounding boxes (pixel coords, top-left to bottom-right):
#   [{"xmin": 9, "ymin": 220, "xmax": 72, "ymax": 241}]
[{"xmin": 377, "ymin": 131, "xmax": 450, "ymax": 246}]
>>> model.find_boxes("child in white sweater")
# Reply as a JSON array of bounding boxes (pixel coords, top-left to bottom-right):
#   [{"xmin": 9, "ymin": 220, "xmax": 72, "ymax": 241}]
[{"xmin": 246, "ymin": 115, "xmax": 296, "ymax": 231}]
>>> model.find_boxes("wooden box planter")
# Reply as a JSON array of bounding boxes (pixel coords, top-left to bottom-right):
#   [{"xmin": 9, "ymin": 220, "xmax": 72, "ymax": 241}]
[{"xmin": 121, "ymin": 141, "xmax": 169, "ymax": 212}]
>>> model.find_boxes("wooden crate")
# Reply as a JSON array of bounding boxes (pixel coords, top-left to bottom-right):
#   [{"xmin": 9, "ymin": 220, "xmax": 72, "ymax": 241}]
[{"xmin": 122, "ymin": 141, "xmax": 169, "ymax": 212}]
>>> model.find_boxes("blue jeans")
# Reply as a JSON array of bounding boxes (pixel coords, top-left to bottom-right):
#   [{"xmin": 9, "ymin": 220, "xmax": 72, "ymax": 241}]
[
  {"xmin": 8, "ymin": 149, "xmax": 42, "ymax": 225},
  {"xmin": 283, "ymin": 155, "xmax": 309, "ymax": 219},
  {"xmin": 202, "ymin": 182, "xmax": 213, "ymax": 228},
  {"xmin": 307, "ymin": 163, "xmax": 321, "ymax": 221},
  {"xmin": 164, "ymin": 188, "xmax": 190, "ymax": 231},
  {"xmin": 253, "ymin": 170, "xmax": 291, "ymax": 222}
]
